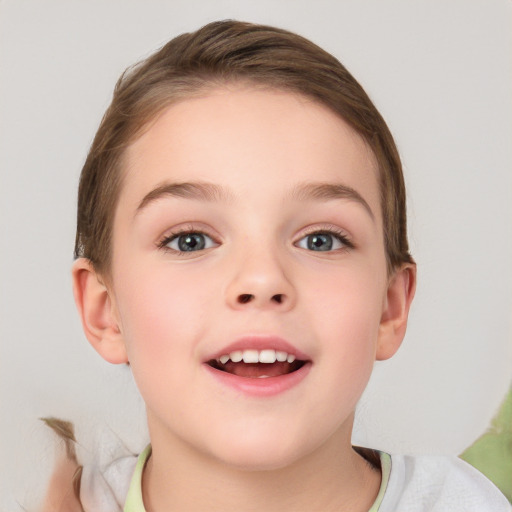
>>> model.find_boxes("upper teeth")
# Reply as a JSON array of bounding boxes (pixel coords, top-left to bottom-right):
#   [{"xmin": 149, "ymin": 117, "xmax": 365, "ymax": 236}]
[{"xmin": 218, "ymin": 349, "xmax": 296, "ymax": 364}]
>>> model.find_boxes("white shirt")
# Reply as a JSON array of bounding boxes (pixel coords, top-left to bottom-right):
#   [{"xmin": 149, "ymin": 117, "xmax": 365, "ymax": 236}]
[
  {"xmin": 378, "ymin": 452, "xmax": 511, "ymax": 511},
  {"xmin": 79, "ymin": 448, "xmax": 511, "ymax": 511}
]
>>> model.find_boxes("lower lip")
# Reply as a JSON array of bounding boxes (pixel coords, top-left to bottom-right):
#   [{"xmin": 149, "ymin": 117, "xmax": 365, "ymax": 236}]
[{"xmin": 203, "ymin": 362, "xmax": 312, "ymax": 397}]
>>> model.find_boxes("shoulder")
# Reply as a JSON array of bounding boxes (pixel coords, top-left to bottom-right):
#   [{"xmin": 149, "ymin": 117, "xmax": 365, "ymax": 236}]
[{"xmin": 379, "ymin": 453, "xmax": 511, "ymax": 512}]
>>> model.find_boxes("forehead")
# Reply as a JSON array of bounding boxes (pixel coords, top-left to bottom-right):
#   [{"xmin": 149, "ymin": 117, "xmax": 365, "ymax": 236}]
[{"xmin": 120, "ymin": 86, "xmax": 381, "ymax": 219}]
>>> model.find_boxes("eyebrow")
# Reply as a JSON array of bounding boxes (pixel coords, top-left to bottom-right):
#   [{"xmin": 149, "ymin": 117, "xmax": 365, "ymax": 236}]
[
  {"xmin": 289, "ymin": 182, "xmax": 375, "ymax": 220},
  {"xmin": 136, "ymin": 181, "xmax": 233, "ymax": 213},
  {"xmin": 136, "ymin": 179, "xmax": 375, "ymax": 220}
]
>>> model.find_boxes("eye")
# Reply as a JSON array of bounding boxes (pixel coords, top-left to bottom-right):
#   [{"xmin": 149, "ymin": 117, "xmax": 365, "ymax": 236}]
[
  {"xmin": 296, "ymin": 231, "xmax": 350, "ymax": 252},
  {"xmin": 163, "ymin": 232, "xmax": 217, "ymax": 252}
]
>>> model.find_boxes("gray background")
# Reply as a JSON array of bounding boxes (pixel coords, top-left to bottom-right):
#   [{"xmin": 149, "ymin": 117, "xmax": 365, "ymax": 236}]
[{"xmin": 1, "ymin": 0, "xmax": 511, "ymax": 508}]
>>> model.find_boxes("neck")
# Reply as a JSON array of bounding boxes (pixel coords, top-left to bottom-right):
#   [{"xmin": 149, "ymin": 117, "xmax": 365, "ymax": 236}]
[{"xmin": 142, "ymin": 421, "xmax": 381, "ymax": 512}]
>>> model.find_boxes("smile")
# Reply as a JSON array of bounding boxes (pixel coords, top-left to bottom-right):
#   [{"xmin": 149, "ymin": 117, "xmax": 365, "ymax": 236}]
[
  {"xmin": 208, "ymin": 349, "xmax": 305, "ymax": 378},
  {"xmin": 204, "ymin": 338, "xmax": 312, "ymax": 396}
]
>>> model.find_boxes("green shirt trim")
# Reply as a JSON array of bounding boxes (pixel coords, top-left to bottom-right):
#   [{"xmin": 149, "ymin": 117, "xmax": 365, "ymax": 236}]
[
  {"xmin": 124, "ymin": 444, "xmax": 151, "ymax": 512},
  {"xmin": 123, "ymin": 445, "xmax": 391, "ymax": 512},
  {"xmin": 370, "ymin": 451, "xmax": 391, "ymax": 512}
]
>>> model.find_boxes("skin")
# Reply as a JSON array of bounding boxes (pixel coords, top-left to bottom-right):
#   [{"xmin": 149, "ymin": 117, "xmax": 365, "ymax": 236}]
[
  {"xmin": 72, "ymin": 86, "xmax": 416, "ymax": 511},
  {"xmin": 41, "ymin": 447, "xmax": 81, "ymax": 512}
]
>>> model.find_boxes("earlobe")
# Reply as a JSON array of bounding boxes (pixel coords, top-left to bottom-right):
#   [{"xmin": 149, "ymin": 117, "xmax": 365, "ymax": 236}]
[
  {"xmin": 376, "ymin": 263, "xmax": 416, "ymax": 361},
  {"xmin": 71, "ymin": 258, "xmax": 128, "ymax": 364}
]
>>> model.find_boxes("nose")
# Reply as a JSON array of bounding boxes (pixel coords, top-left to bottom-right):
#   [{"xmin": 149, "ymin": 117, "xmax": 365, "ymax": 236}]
[{"xmin": 225, "ymin": 250, "xmax": 296, "ymax": 311}]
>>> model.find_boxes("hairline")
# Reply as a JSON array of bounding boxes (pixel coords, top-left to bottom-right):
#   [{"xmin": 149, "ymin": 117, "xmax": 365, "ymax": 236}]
[{"xmin": 83, "ymin": 78, "xmax": 400, "ymax": 279}]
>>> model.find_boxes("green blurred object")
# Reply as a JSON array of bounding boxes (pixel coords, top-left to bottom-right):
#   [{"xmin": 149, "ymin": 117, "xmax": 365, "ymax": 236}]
[{"xmin": 460, "ymin": 386, "xmax": 512, "ymax": 503}]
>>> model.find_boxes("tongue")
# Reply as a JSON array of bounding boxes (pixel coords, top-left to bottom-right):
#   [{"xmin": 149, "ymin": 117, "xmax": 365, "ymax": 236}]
[{"xmin": 223, "ymin": 361, "xmax": 293, "ymax": 378}]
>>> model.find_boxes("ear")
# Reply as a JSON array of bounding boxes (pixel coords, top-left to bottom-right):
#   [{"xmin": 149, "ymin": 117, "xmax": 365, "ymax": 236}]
[
  {"xmin": 71, "ymin": 258, "xmax": 128, "ymax": 364},
  {"xmin": 376, "ymin": 263, "xmax": 416, "ymax": 361}
]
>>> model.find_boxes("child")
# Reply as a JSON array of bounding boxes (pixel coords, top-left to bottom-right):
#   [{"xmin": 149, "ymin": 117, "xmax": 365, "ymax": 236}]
[{"xmin": 44, "ymin": 20, "xmax": 511, "ymax": 511}]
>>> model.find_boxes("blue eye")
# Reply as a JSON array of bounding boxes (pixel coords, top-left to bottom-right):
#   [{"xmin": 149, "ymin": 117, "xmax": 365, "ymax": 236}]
[
  {"xmin": 164, "ymin": 232, "xmax": 216, "ymax": 252},
  {"xmin": 296, "ymin": 232, "xmax": 349, "ymax": 252}
]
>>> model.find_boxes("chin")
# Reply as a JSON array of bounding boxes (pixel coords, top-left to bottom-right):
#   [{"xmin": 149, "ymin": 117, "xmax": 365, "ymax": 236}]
[
  {"xmin": 204, "ymin": 427, "xmax": 317, "ymax": 472},
  {"xmin": 214, "ymin": 447, "xmax": 300, "ymax": 472}
]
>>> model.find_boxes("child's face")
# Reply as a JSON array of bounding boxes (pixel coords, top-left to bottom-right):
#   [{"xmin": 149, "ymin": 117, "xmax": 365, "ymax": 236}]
[{"xmin": 101, "ymin": 87, "xmax": 404, "ymax": 469}]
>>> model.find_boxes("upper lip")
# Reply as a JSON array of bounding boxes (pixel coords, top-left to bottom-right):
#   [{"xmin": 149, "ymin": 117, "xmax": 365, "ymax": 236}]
[{"xmin": 205, "ymin": 335, "xmax": 311, "ymax": 362}]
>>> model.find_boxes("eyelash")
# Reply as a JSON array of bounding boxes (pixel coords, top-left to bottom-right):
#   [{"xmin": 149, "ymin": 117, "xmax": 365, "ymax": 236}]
[
  {"xmin": 296, "ymin": 225, "xmax": 355, "ymax": 251},
  {"xmin": 157, "ymin": 227, "xmax": 219, "ymax": 255},
  {"xmin": 157, "ymin": 225, "xmax": 354, "ymax": 255}
]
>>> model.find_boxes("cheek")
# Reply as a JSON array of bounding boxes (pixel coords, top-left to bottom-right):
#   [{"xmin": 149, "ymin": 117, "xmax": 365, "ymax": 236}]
[
  {"xmin": 302, "ymin": 264, "xmax": 386, "ymax": 392},
  {"xmin": 305, "ymin": 259, "xmax": 385, "ymax": 336},
  {"xmin": 111, "ymin": 264, "xmax": 219, "ymax": 420},
  {"xmin": 112, "ymin": 263, "xmax": 213, "ymax": 366}
]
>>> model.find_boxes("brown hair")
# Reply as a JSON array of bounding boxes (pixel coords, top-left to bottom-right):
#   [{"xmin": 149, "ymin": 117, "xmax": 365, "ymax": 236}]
[{"xmin": 75, "ymin": 20, "xmax": 413, "ymax": 275}]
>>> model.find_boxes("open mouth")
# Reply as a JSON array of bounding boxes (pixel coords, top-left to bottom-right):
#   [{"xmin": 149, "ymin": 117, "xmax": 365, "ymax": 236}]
[{"xmin": 207, "ymin": 349, "xmax": 307, "ymax": 379}]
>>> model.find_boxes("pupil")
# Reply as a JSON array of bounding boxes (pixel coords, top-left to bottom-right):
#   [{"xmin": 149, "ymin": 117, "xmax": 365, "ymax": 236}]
[
  {"xmin": 178, "ymin": 233, "xmax": 205, "ymax": 251},
  {"xmin": 308, "ymin": 234, "xmax": 332, "ymax": 251}
]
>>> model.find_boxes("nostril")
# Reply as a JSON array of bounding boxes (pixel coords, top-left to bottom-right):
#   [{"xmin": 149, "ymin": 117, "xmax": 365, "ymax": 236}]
[{"xmin": 236, "ymin": 293, "xmax": 286, "ymax": 305}]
